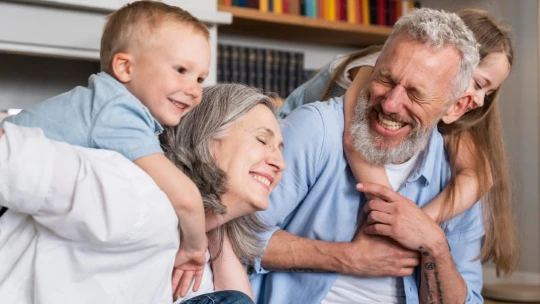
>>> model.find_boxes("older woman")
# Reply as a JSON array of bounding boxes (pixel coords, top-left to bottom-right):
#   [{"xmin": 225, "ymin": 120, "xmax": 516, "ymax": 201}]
[{"xmin": 0, "ymin": 83, "xmax": 284, "ymax": 304}]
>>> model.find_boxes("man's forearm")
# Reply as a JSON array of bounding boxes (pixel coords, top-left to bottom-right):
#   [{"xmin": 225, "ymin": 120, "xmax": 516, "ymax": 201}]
[
  {"xmin": 261, "ymin": 230, "xmax": 351, "ymax": 273},
  {"xmin": 419, "ymin": 241, "xmax": 466, "ymax": 304}
]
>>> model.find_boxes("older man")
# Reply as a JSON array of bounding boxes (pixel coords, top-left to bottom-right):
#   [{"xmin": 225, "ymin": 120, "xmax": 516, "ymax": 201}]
[{"xmin": 250, "ymin": 8, "xmax": 483, "ymax": 304}]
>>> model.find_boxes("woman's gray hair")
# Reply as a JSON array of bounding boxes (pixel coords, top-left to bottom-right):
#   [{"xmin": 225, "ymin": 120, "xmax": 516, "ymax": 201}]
[
  {"xmin": 160, "ymin": 83, "xmax": 276, "ymax": 263},
  {"xmin": 385, "ymin": 7, "xmax": 480, "ymax": 102}
]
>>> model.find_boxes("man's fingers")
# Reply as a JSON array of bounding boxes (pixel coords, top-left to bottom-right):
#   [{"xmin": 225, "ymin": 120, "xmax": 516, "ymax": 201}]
[
  {"xmin": 364, "ymin": 199, "xmax": 394, "ymax": 214},
  {"xmin": 357, "ymin": 182, "xmax": 399, "ymax": 202},
  {"xmin": 366, "ymin": 210, "xmax": 393, "ymax": 225},
  {"xmin": 364, "ymin": 223, "xmax": 392, "ymax": 236}
]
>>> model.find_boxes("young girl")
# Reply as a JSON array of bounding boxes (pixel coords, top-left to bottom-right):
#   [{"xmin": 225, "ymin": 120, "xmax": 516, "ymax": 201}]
[{"xmin": 281, "ymin": 9, "xmax": 517, "ymax": 276}]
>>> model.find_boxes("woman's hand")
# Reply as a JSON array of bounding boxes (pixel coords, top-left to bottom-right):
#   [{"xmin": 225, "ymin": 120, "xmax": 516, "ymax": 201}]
[
  {"xmin": 0, "ymin": 129, "xmax": 4, "ymax": 138},
  {"xmin": 171, "ymin": 246, "xmax": 207, "ymax": 300}
]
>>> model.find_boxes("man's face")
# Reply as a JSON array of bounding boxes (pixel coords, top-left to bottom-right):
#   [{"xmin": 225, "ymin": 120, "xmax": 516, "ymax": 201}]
[{"xmin": 350, "ymin": 33, "xmax": 461, "ymax": 165}]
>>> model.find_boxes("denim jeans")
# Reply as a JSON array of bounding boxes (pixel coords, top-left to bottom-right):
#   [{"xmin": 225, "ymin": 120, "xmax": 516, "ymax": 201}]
[{"xmin": 183, "ymin": 290, "xmax": 254, "ymax": 304}]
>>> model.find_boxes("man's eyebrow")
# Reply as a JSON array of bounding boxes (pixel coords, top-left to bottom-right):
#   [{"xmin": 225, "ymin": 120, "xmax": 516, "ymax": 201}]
[{"xmin": 254, "ymin": 127, "xmax": 285, "ymax": 150}]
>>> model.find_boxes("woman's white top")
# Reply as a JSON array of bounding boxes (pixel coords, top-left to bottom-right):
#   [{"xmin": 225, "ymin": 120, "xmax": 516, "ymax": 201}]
[{"xmin": 0, "ymin": 122, "xmax": 213, "ymax": 304}]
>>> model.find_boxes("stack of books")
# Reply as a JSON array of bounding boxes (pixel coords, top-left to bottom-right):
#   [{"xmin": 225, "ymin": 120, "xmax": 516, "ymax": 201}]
[
  {"xmin": 219, "ymin": 0, "xmax": 422, "ymax": 26},
  {"xmin": 217, "ymin": 44, "xmax": 314, "ymax": 98}
]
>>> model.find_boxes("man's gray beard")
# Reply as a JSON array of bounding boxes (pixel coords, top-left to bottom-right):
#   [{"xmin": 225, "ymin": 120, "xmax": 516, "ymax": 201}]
[{"xmin": 349, "ymin": 89, "xmax": 437, "ymax": 165}]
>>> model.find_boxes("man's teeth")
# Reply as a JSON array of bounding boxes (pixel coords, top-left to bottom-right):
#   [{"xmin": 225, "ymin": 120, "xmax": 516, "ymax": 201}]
[
  {"xmin": 251, "ymin": 174, "xmax": 271, "ymax": 186},
  {"xmin": 170, "ymin": 99, "xmax": 187, "ymax": 109},
  {"xmin": 378, "ymin": 112, "xmax": 404, "ymax": 130}
]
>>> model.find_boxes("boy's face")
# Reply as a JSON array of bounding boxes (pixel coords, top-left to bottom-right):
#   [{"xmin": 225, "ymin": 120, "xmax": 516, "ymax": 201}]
[{"xmin": 125, "ymin": 22, "xmax": 210, "ymax": 126}]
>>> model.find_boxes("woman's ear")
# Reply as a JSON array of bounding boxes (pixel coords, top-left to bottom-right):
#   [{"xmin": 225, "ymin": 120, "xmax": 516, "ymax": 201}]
[
  {"xmin": 440, "ymin": 93, "xmax": 474, "ymax": 124},
  {"xmin": 111, "ymin": 53, "xmax": 134, "ymax": 83}
]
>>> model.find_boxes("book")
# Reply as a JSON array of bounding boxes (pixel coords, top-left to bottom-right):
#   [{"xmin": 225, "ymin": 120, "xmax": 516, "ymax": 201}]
[
  {"xmin": 255, "ymin": 48, "xmax": 265, "ymax": 89},
  {"xmin": 247, "ymin": 47, "xmax": 257, "ymax": 87},
  {"xmin": 217, "ymin": 44, "xmax": 223, "ymax": 82},
  {"xmin": 230, "ymin": 45, "xmax": 240, "ymax": 83},
  {"xmin": 221, "ymin": 45, "xmax": 231, "ymax": 82},
  {"xmin": 239, "ymin": 47, "xmax": 248, "ymax": 84}
]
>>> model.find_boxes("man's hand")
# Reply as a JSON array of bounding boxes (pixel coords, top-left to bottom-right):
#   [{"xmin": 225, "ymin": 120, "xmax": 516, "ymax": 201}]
[
  {"xmin": 358, "ymin": 182, "xmax": 447, "ymax": 252},
  {"xmin": 346, "ymin": 220, "xmax": 420, "ymax": 277}
]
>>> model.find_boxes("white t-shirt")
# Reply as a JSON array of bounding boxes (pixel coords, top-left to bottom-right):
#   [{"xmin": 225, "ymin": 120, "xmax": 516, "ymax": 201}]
[
  {"xmin": 322, "ymin": 154, "xmax": 420, "ymax": 304},
  {"xmin": 0, "ymin": 123, "xmax": 213, "ymax": 304}
]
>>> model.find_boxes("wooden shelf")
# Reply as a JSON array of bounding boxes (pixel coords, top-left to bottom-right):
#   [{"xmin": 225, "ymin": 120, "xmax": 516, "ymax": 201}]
[{"xmin": 217, "ymin": 5, "xmax": 392, "ymax": 48}]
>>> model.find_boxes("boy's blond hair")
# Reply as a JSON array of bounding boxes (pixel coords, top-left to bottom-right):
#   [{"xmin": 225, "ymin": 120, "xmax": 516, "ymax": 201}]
[{"xmin": 100, "ymin": 0, "xmax": 209, "ymax": 73}]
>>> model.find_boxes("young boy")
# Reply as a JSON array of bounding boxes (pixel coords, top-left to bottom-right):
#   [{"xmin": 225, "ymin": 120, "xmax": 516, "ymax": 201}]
[{"xmin": 1, "ymin": 0, "xmax": 210, "ymax": 292}]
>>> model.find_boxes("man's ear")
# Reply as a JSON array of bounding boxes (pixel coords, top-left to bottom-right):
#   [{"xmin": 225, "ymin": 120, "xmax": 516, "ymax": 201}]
[
  {"xmin": 111, "ymin": 53, "xmax": 134, "ymax": 83},
  {"xmin": 440, "ymin": 93, "xmax": 474, "ymax": 124}
]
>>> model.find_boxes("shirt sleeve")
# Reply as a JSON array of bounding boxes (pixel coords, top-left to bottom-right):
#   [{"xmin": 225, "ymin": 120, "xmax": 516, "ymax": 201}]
[
  {"xmin": 0, "ymin": 122, "xmax": 177, "ymax": 246},
  {"xmin": 253, "ymin": 104, "xmax": 327, "ymax": 274},
  {"xmin": 445, "ymin": 201, "xmax": 485, "ymax": 303},
  {"xmin": 90, "ymin": 98, "xmax": 163, "ymax": 161}
]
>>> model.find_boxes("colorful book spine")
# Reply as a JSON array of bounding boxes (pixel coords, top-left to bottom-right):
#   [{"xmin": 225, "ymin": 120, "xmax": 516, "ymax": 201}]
[
  {"xmin": 223, "ymin": 0, "xmax": 232, "ymax": 5},
  {"xmin": 369, "ymin": 0, "xmax": 377, "ymax": 25},
  {"xmin": 317, "ymin": 0, "xmax": 325, "ymax": 19},
  {"xmin": 325, "ymin": 0, "xmax": 335, "ymax": 21},
  {"xmin": 338, "ymin": 0, "xmax": 347, "ymax": 21},
  {"xmin": 273, "ymin": 0, "xmax": 283, "ymax": 13},
  {"xmin": 247, "ymin": 0, "xmax": 259, "ymax": 9},
  {"xmin": 356, "ymin": 0, "xmax": 363, "ymax": 24},
  {"xmin": 362, "ymin": 0, "xmax": 370, "ymax": 24},
  {"xmin": 347, "ymin": 0, "xmax": 356, "ymax": 23},
  {"xmin": 283, "ymin": 0, "xmax": 290, "ymax": 14},
  {"xmin": 377, "ymin": 0, "xmax": 386, "ymax": 25},
  {"xmin": 260, "ymin": 0, "xmax": 269, "ymax": 12}
]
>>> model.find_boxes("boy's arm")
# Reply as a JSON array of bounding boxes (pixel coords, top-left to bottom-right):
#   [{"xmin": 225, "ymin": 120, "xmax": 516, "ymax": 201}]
[
  {"xmin": 135, "ymin": 154, "xmax": 207, "ymax": 253},
  {"xmin": 343, "ymin": 66, "xmax": 391, "ymax": 197},
  {"xmin": 422, "ymin": 132, "xmax": 493, "ymax": 223}
]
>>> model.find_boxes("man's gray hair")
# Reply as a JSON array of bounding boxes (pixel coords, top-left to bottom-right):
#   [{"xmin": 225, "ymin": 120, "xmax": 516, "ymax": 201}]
[
  {"xmin": 160, "ymin": 83, "xmax": 276, "ymax": 263},
  {"xmin": 386, "ymin": 7, "xmax": 480, "ymax": 101}
]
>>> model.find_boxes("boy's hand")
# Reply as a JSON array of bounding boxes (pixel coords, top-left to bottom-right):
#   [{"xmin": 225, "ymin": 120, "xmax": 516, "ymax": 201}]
[{"xmin": 171, "ymin": 245, "xmax": 207, "ymax": 299}]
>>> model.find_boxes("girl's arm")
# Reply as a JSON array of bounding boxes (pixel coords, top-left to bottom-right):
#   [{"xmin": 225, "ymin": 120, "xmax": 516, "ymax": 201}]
[
  {"xmin": 343, "ymin": 66, "xmax": 392, "ymax": 199},
  {"xmin": 423, "ymin": 132, "xmax": 493, "ymax": 223},
  {"xmin": 211, "ymin": 232, "xmax": 254, "ymax": 300}
]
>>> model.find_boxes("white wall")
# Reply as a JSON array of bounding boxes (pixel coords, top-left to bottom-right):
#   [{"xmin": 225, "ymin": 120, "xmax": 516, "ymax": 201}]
[{"xmin": 423, "ymin": 0, "xmax": 540, "ymax": 276}]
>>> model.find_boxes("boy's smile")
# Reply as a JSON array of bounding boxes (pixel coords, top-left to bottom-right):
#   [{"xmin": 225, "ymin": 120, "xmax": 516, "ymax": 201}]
[{"xmin": 124, "ymin": 22, "xmax": 211, "ymax": 127}]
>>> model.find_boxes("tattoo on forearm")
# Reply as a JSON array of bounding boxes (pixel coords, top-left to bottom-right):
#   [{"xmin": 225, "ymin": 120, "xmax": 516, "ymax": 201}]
[
  {"xmin": 419, "ymin": 246, "xmax": 430, "ymax": 256},
  {"xmin": 425, "ymin": 262, "xmax": 436, "ymax": 270},
  {"xmin": 424, "ymin": 272, "xmax": 435, "ymax": 304},
  {"xmin": 435, "ymin": 271, "xmax": 443, "ymax": 303}
]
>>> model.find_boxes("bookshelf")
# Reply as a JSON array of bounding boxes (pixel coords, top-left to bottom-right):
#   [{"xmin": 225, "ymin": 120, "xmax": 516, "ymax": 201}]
[{"xmin": 218, "ymin": 5, "xmax": 392, "ymax": 48}]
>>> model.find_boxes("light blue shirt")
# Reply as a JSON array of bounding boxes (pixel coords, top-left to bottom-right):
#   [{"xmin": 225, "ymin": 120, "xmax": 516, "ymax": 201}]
[
  {"xmin": 1, "ymin": 72, "xmax": 163, "ymax": 161},
  {"xmin": 250, "ymin": 98, "xmax": 484, "ymax": 303}
]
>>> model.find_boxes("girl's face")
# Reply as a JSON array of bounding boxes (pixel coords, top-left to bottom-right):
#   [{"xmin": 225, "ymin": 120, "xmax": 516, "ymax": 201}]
[{"xmin": 466, "ymin": 51, "xmax": 511, "ymax": 111}]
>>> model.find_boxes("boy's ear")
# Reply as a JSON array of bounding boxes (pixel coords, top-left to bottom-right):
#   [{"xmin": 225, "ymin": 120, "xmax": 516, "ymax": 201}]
[
  {"xmin": 111, "ymin": 53, "xmax": 134, "ymax": 83},
  {"xmin": 440, "ymin": 93, "xmax": 474, "ymax": 124}
]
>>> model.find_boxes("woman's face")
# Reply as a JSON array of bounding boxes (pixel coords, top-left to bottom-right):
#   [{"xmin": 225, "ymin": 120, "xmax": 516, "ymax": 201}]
[
  {"xmin": 466, "ymin": 51, "xmax": 511, "ymax": 111},
  {"xmin": 212, "ymin": 104, "xmax": 286, "ymax": 215}
]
